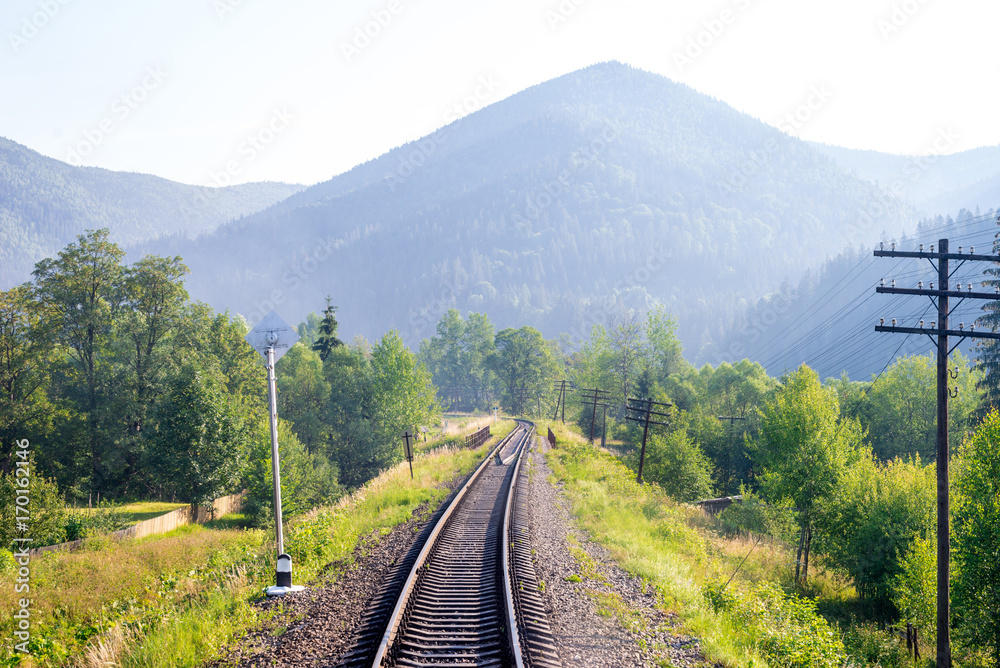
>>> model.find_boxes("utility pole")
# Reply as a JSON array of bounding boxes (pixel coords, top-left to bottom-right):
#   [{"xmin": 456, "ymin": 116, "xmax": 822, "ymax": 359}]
[
  {"xmin": 625, "ymin": 397, "xmax": 671, "ymax": 484},
  {"xmin": 717, "ymin": 416, "xmax": 746, "ymax": 496},
  {"xmin": 579, "ymin": 388, "xmax": 611, "ymax": 443},
  {"xmin": 875, "ymin": 237, "xmax": 1000, "ymax": 667}
]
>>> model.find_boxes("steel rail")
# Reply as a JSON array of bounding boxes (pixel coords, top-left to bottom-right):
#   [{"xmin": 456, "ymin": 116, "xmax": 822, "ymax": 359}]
[{"xmin": 370, "ymin": 422, "xmax": 529, "ymax": 667}]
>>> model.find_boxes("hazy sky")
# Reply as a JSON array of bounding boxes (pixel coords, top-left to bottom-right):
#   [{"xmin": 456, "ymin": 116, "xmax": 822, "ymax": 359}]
[{"xmin": 2, "ymin": 0, "xmax": 997, "ymax": 186}]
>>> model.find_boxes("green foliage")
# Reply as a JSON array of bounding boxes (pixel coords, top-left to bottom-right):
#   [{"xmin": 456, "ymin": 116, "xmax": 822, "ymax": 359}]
[
  {"xmin": 489, "ymin": 326, "xmax": 558, "ymax": 415},
  {"xmin": 276, "ymin": 343, "xmax": 331, "ymax": 453},
  {"xmin": 311, "ymin": 296, "xmax": 343, "ymax": 362},
  {"xmin": 892, "ymin": 535, "xmax": 936, "ymax": 640},
  {"xmin": 0, "ymin": 467, "xmax": 67, "ymax": 548},
  {"xmin": 841, "ymin": 623, "xmax": 912, "ymax": 668},
  {"xmin": 814, "ymin": 454, "xmax": 934, "ymax": 610},
  {"xmin": 952, "ymin": 408, "xmax": 1000, "ymax": 664},
  {"xmin": 707, "ymin": 580, "xmax": 846, "ymax": 668},
  {"xmin": 630, "ymin": 419, "xmax": 713, "ymax": 502},
  {"xmin": 243, "ymin": 419, "xmax": 341, "ymax": 526},
  {"xmin": 418, "ymin": 310, "xmax": 497, "ymax": 411},
  {"xmin": 149, "ymin": 363, "xmax": 253, "ymax": 509},
  {"xmin": 716, "ymin": 487, "xmax": 798, "ymax": 542},
  {"xmin": 64, "ymin": 505, "xmax": 133, "ymax": 541},
  {"xmin": 858, "ymin": 352, "xmax": 981, "ymax": 462}
]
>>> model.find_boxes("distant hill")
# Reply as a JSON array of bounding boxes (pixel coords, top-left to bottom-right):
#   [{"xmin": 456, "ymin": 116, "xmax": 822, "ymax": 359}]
[
  {"xmin": 140, "ymin": 62, "xmax": 914, "ymax": 353},
  {"xmin": 0, "ymin": 136, "xmax": 304, "ymax": 285},
  {"xmin": 809, "ymin": 141, "xmax": 1000, "ymax": 219}
]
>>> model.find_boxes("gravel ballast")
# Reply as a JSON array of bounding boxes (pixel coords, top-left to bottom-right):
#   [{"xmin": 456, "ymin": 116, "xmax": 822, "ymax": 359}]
[
  {"xmin": 213, "ymin": 436, "xmax": 717, "ymax": 667},
  {"xmin": 525, "ymin": 441, "xmax": 717, "ymax": 668}
]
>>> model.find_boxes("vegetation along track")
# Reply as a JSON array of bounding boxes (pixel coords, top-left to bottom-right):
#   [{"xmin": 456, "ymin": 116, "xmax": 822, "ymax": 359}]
[{"xmin": 335, "ymin": 420, "xmax": 561, "ymax": 667}]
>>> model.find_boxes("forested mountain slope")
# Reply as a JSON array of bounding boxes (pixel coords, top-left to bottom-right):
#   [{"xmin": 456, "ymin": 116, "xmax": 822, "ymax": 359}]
[
  {"xmin": 703, "ymin": 208, "xmax": 1000, "ymax": 379},
  {"xmin": 140, "ymin": 62, "xmax": 912, "ymax": 352},
  {"xmin": 0, "ymin": 136, "xmax": 304, "ymax": 285}
]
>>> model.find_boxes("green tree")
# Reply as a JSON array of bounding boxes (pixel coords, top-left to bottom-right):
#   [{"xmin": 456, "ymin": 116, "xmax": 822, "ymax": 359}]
[
  {"xmin": 312, "ymin": 297, "xmax": 343, "ymax": 362},
  {"xmin": 490, "ymin": 326, "xmax": 556, "ymax": 415},
  {"xmin": 952, "ymin": 408, "xmax": 1000, "ymax": 663},
  {"xmin": 0, "ymin": 285, "xmax": 56, "ymax": 474},
  {"xmin": 814, "ymin": 454, "xmax": 934, "ymax": 612},
  {"xmin": 893, "ymin": 536, "xmax": 936, "ymax": 641},
  {"xmin": 859, "ymin": 353, "xmax": 981, "ymax": 462},
  {"xmin": 276, "ymin": 343, "xmax": 331, "ymax": 454},
  {"xmin": 369, "ymin": 330, "xmax": 439, "ymax": 447},
  {"xmin": 32, "ymin": 229, "xmax": 125, "ymax": 493},
  {"xmin": 755, "ymin": 365, "xmax": 862, "ymax": 584},
  {"xmin": 150, "ymin": 363, "xmax": 252, "ymax": 512},
  {"xmin": 634, "ymin": 418, "xmax": 713, "ymax": 502}
]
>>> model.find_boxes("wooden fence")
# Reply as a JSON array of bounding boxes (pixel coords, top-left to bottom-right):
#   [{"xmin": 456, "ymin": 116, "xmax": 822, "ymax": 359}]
[
  {"xmin": 465, "ymin": 425, "xmax": 491, "ymax": 449},
  {"xmin": 29, "ymin": 491, "xmax": 246, "ymax": 556}
]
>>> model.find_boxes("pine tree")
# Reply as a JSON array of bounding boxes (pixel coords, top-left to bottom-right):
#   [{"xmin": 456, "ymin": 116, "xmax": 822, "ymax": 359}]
[
  {"xmin": 975, "ymin": 219, "xmax": 1000, "ymax": 414},
  {"xmin": 312, "ymin": 296, "xmax": 343, "ymax": 362}
]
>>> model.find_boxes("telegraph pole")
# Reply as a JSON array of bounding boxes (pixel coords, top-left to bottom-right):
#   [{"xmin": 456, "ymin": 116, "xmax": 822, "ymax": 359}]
[
  {"xmin": 625, "ymin": 397, "xmax": 671, "ymax": 484},
  {"xmin": 875, "ymin": 238, "xmax": 1000, "ymax": 666},
  {"xmin": 717, "ymin": 415, "xmax": 746, "ymax": 495},
  {"xmin": 552, "ymin": 380, "xmax": 571, "ymax": 423},
  {"xmin": 579, "ymin": 388, "xmax": 611, "ymax": 443}
]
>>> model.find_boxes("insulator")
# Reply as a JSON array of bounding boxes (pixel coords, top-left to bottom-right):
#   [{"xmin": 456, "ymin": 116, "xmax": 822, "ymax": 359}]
[
  {"xmin": 931, "ymin": 322, "xmax": 936, "ymax": 328},
  {"xmin": 930, "ymin": 244, "xmax": 935, "ymax": 252},
  {"xmin": 880, "ymin": 278, "xmax": 885, "ymax": 287},
  {"xmin": 957, "ymin": 283, "xmax": 962, "ymax": 290},
  {"xmin": 971, "ymin": 324, "xmax": 976, "ymax": 331},
  {"xmin": 920, "ymin": 320, "xmax": 924, "ymax": 327},
  {"xmin": 879, "ymin": 242, "xmax": 884, "ymax": 251},
  {"xmin": 880, "ymin": 317, "xmax": 885, "ymax": 325},
  {"xmin": 919, "ymin": 243, "xmax": 924, "ymax": 251},
  {"xmin": 971, "ymin": 246, "xmax": 975, "ymax": 253},
  {"xmin": 969, "ymin": 284, "xmax": 973, "ymax": 292},
  {"xmin": 930, "ymin": 282, "xmax": 934, "ymax": 289},
  {"xmin": 918, "ymin": 281, "xmax": 922, "ymax": 289},
  {"xmin": 959, "ymin": 246, "xmax": 963, "ymax": 253},
  {"xmin": 891, "ymin": 242, "xmax": 896, "ymax": 251},
  {"xmin": 892, "ymin": 318, "xmax": 897, "ymax": 326},
  {"xmin": 959, "ymin": 322, "xmax": 965, "ymax": 330},
  {"xmin": 891, "ymin": 279, "xmax": 896, "ymax": 287}
]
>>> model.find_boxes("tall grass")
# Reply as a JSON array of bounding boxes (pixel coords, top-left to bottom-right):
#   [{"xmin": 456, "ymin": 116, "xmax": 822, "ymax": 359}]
[{"xmin": 540, "ymin": 419, "xmax": 919, "ymax": 668}]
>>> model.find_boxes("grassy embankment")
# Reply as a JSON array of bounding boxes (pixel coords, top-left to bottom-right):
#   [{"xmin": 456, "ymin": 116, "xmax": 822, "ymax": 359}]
[
  {"xmin": 539, "ymin": 419, "xmax": 922, "ymax": 668},
  {"xmin": 0, "ymin": 418, "xmax": 515, "ymax": 668}
]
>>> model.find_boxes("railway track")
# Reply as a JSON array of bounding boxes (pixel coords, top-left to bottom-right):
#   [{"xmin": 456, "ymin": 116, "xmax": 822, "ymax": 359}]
[{"xmin": 336, "ymin": 420, "xmax": 561, "ymax": 668}]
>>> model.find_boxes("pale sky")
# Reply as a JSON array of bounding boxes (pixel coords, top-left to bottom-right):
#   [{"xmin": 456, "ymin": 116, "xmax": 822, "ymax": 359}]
[{"xmin": 2, "ymin": 0, "xmax": 997, "ymax": 187}]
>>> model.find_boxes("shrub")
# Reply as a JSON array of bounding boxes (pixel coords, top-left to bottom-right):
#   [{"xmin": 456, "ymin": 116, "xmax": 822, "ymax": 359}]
[
  {"xmin": 716, "ymin": 486, "xmax": 798, "ymax": 542},
  {"xmin": 706, "ymin": 580, "xmax": 846, "ymax": 668},
  {"xmin": 842, "ymin": 623, "xmax": 911, "ymax": 668},
  {"xmin": 64, "ymin": 505, "xmax": 133, "ymax": 541},
  {"xmin": 0, "ymin": 469, "xmax": 67, "ymax": 548},
  {"xmin": 892, "ymin": 535, "xmax": 935, "ymax": 641}
]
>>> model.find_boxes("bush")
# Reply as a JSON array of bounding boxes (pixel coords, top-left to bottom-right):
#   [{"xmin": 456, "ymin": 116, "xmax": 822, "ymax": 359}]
[
  {"xmin": 842, "ymin": 623, "xmax": 911, "ymax": 668},
  {"xmin": 716, "ymin": 486, "xmax": 798, "ymax": 542},
  {"xmin": 814, "ymin": 454, "xmax": 934, "ymax": 611},
  {"xmin": 628, "ymin": 428, "xmax": 713, "ymax": 502},
  {"xmin": 706, "ymin": 580, "xmax": 846, "ymax": 668},
  {"xmin": 63, "ymin": 505, "xmax": 133, "ymax": 541},
  {"xmin": 892, "ymin": 535, "xmax": 935, "ymax": 641},
  {"xmin": 0, "ymin": 469, "xmax": 67, "ymax": 549},
  {"xmin": 243, "ymin": 418, "xmax": 342, "ymax": 526}
]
